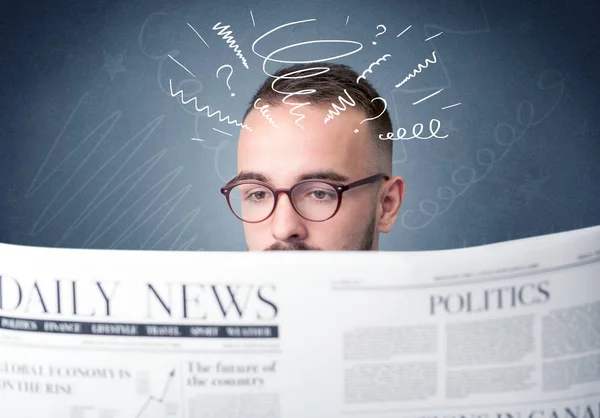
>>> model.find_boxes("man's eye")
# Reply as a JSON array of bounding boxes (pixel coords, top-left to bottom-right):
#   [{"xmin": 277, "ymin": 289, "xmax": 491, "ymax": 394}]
[
  {"xmin": 247, "ymin": 191, "xmax": 269, "ymax": 201},
  {"xmin": 309, "ymin": 190, "xmax": 334, "ymax": 200}
]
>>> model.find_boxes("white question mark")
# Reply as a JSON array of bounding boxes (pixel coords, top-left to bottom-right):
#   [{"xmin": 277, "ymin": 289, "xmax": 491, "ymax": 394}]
[
  {"xmin": 372, "ymin": 25, "xmax": 386, "ymax": 45},
  {"xmin": 216, "ymin": 64, "xmax": 235, "ymax": 97},
  {"xmin": 354, "ymin": 97, "xmax": 387, "ymax": 133}
]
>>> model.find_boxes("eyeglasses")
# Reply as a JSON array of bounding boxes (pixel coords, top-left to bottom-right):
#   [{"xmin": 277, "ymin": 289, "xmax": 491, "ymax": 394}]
[{"xmin": 220, "ymin": 173, "xmax": 389, "ymax": 223}]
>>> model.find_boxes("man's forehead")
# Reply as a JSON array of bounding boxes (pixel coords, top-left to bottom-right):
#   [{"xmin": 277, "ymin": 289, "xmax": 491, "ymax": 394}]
[{"xmin": 239, "ymin": 104, "xmax": 368, "ymax": 150}]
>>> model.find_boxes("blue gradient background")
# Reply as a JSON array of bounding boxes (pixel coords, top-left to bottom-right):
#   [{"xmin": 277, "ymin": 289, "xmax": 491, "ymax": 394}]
[{"xmin": 1, "ymin": 0, "xmax": 598, "ymax": 251}]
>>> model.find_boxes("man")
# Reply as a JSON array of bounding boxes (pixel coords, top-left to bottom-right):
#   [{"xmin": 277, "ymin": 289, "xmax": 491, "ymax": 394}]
[{"xmin": 220, "ymin": 62, "xmax": 405, "ymax": 251}]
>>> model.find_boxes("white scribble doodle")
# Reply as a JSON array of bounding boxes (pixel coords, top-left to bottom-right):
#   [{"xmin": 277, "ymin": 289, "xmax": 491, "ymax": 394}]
[
  {"xmin": 169, "ymin": 79, "xmax": 251, "ymax": 131},
  {"xmin": 101, "ymin": 50, "xmax": 127, "ymax": 82},
  {"xmin": 324, "ymin": 89, "xmax": 356, "ymax": 124},
  {"xmin": 191, "ymin": 137, "xmax": 204, "ymax": 141},
  {"xmin": 253, "ymin": 98, "xmax": 278, "ymax": 128},
  {"xmin": 269, "ymin": 69, "xmax": 318, "ymax": 130},
  {"xmin": 212, "ymin": 22, "xmax": 249, "ymax": 69},
  {"xmin": 425, "ymin": 31, "xmax": 443, "ymax": 42},
  {"xmin": 187, "ymin": 22, "xmax": 210, "ymax": 48},
  {"xmin": 412, "ymin": 88, "xmax": 444, "ymax": 105},
  {"xmin": 379, "ymin": 118, "xmax": 448, "ymax": 140},
  {"xmin": 345, "ymin": 16, "xmax": 349, "ymax": 26},
  {"xmin": 251, "ymin": 18, "xmax": 363, "ymax": 129},
  {"xmin": 397, "ymin": 25, "xmax": 412, "ymax": 37},
  {"xmin": 216, "ymin": 64, "xmax": 235, "ymax": 96},
  {"xmin": 400, "ymin": 69, "xmax": 566, "ymax": 230},
  {"xmin": 355, "ymin": 97, "xmax": 388, "ymax": 133},
  {"xmin": 394, "ymin": 50, "xmax": 438, "ymax": 88},
  {"xmin": 167, "ymin": 54, "xmax": 195, "ymax": 77},
  {"xmin": 390, "ymin": 2, "xmax": 490, "ymax": 164},
  {"xmin": 357, "ymin": 54, "xmax": 391, "ymax": 83},
  {"xmin": 212, "ymin": 128, "xmax": 232, "ymax": 136},
  {"xmin": 250, "ymin": 10, "xmax": 256, "ymax": 27},
  {"xmin": 442, "ymin": 102, "xmax": 462, "ymax": 110},
  {"xmin": 372, "ymin": 25, "xmax": 386, "ymax": 45}
]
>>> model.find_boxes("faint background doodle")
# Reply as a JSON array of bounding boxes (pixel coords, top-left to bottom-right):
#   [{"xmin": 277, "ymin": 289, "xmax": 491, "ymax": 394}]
[
  {"xmin": 512, "ymin": 173, "xmax": 551, "ymax": 209},
  {"xmin": 101, "ymin": 50, "xmax": 128, "ymax": 82},
  {"xmin": 0, "ymin": 0, "xmax": 598, "ymax": 251}
]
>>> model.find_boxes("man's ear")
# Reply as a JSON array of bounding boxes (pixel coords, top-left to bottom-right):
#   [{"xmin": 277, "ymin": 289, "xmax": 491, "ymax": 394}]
[{"xmin": 377, "ymin": 176, "xmax": 405, "ymax": 233}]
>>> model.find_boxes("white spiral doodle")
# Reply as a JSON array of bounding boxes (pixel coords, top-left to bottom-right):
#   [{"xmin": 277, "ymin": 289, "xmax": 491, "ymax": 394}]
[{"xmin": 252, "ymin": 18, "xmax": 363, "ymax": 129}]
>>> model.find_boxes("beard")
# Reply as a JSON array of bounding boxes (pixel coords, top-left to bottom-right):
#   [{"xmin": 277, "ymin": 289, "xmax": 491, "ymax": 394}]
[{"xmin": 262, "ymin": 213, "xmax": 376, "ymax": 251}]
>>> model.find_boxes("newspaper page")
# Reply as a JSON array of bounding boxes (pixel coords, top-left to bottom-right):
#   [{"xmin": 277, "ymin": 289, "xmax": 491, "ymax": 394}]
[{"xmin": 0, "ymin": 225, "xmax": 599, "ymax": 418}]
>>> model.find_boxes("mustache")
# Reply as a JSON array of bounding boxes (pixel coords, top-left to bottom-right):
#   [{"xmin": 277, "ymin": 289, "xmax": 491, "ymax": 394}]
[{"xmin": 264, "ymin": 242, "xmax": 322, "ymax": 251}]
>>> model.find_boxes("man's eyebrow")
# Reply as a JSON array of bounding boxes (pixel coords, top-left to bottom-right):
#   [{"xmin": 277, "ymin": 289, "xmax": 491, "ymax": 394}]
[
  {"xmin": 224, "ymin": 170, "xmax": 350, "ymax": 187},
  {"xmin": 297, "ymin": 171, "xmax": 349, "ymax": 183},
  {"xmin": 225, "ymin": 171, "xmax": 271, "ymax": 187}
]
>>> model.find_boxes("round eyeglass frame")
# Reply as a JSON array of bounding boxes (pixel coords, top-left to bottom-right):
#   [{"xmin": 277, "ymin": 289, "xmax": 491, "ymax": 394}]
[{"xmin": 220, "ymin": 173, "xmax": 390, "ymax": 223}]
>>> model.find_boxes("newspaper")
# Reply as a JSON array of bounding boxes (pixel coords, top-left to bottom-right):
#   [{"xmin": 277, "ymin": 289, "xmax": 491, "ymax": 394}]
[{"xmin": 1, "ymin": 226, "xmax": 599, "ymax": 418}]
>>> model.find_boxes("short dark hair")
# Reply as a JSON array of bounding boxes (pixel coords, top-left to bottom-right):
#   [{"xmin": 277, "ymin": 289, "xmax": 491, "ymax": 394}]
[{"xmin": 243, "ymin": 62, "xmax": 393, "ymax": 172}]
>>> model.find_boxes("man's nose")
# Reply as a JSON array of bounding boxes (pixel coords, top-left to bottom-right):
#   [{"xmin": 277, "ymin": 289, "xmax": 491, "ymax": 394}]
[{"xmin": 270, "ymin": 192, "xmax": 308, "ymax": 242}]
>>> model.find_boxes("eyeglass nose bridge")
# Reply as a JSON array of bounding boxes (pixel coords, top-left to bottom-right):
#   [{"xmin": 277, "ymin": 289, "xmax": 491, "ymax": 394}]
[{"xmin": 269, "ymin": 188, "xmax": 299, "ymax": 218}]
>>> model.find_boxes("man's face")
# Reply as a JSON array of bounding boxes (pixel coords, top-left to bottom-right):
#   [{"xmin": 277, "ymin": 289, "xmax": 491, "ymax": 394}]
[{"xmin": 235, "ymin": 103, "xmax": 383, "ymax": 251}]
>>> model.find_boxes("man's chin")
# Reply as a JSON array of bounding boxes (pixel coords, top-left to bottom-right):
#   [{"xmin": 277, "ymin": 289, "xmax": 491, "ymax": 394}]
[{"xmin": 264, "ymin": 242, "xmax": 322, "ymax": 251}]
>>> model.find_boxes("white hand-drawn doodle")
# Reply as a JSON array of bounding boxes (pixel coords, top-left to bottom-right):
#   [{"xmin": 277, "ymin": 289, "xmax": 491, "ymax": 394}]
[
  {"xmin": 355, "ymin": 97, "xmax": 387, "ymax": 133},
  {"xmin": 212, "ymin": 128, "xmax": 233, "ymax": 137},
  {"xmin": 425, "ymin": 31, "xmax": 443, "ymax": 42},
  {"xmin": 395, "ymin": 50, "xmax": 438, "ymax": 89},
  {"xmin": 169, "ymin": 79, "xmax": 251, "ymax": 131},
  {"xmin": 397, "ymin": 25, "xmax": 412, "ymax": 37},
  {"xmin": 356, "ymin": 54, "xmax": 392, "ymax": 84},
  {"xmin": 253, "ymin": 98, "xmax": 279, "ymax": 128},
  {"xmin": 412, "ymin": 88, "xmax": 444, "ymax": 105},
  {"xmin": 390, "ymin": 2, "xmax": 489, "ymax": 164},
  {"xmin": 372, "ymin": 25, "xmax": 386, "ymax": 45},
  {"xmin": 168, "ymin": 54, "xmax": 196, "ymax": 77},
  {"xmin": 188, "ymin": 22, "xmax": 210, "ymax": 48},
  {"xmin": 442, "ymin": 102, "xmax": 462, "ymax": 110},
  {"xmin": 379, "ymin": 118, "xmax": 448, "ymax": 140},
  {"xmin": 212, "ymin": 22, "xmax": 249, "ymax": 69},
  {"xmin": 252, "ymin": 18, "xmax": 363, "ymax": 129},
  {"xmin": 216, "ymin": 64, "xmax": 236, "ymax": 96},
  {"xmin": 324, "ymin": 89, "xmax": 356, "ymax": 124}
]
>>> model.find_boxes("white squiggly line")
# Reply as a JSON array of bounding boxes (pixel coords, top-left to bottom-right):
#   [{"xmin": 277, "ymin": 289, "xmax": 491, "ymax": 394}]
[
  {"xmin": 212, "ymin": 22, "xmax": 249, "ymax": 69},
  {"xmin": 395, "ymin": 51, "xmax": 438, "ymax": 88},
  {"xmin": 323, "ymin": 89, "xmax": 356, "ymax": 124},
  {"xmin": 357, "ymin": 54, "xmax": 392, "ymax": 84},
  {"xmin": 254, "ymin": 98, "xmax": 278, "ymax": 128},
  {"xmin": 169, "ymin": 79, "xmax": 251, "ymax": 131},
  {"xmin": 269, "ymin": 67, "xmax": 327, "ymax": 130},
  {"xmin": 251, "ymin": 18, "xmax": 363, "ymax": 129}
]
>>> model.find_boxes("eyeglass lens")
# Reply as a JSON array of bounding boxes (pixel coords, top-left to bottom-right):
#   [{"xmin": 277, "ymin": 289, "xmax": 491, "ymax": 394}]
[{"xmin": 228, "ymin": 182, "xmax": 339, "ymax": 222}]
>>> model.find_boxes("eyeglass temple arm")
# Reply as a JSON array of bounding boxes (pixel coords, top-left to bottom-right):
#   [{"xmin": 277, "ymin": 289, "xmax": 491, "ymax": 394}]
[{"xmin": 346, "ymin": 173, "xmax": 390, "ymax": 189}]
